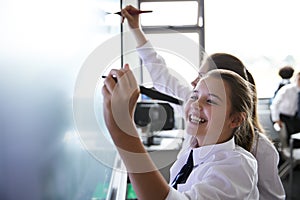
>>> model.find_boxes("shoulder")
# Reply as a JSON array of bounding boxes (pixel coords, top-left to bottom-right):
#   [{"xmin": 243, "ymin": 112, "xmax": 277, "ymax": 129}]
[
  {"xmin": 206, "ymin": 145, "xmax": 257, "ymax": 171},
  {"xmin": 253, "ymin": 133, "xmax": 279, "ymax": 161},
  {"xmin": 192, "ymin": 146, "xmax": 258, "ymax": 197},
  {"xmin": 280, "ymin": 83, "xmax": 297, "ymax": 92},
  {"xmin": 274, "ymin": 84, "xmax": 293, "ymax": 97},
  {"xmin": 253, "ymin": 132, "xmax": 277, "ymax": 151},
  {"xmin": 234, "ymin": 145, "xmax": 257, "ymax": 166},
  {"xmin": 191, "ymin": 143, "xmax": 257, "ymax": 172}
]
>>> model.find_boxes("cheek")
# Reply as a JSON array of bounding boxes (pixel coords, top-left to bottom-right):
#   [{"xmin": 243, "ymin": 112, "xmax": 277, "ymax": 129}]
[
  {"xmin": 209, "ymin": 108, "xmax": 228, "ymax": 126},
  {"xmin": 184, "ymin": 101, "xmax": 191, "ymax": 120}
]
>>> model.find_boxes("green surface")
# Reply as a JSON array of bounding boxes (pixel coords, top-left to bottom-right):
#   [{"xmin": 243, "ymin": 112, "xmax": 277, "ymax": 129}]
[
  {"xmin": 126, "ymin": 183, "xmax": 137, "ymax": 199},
  {"xmin": 92, "ymin": 183, "xmax": 109, "ymax": 200}
]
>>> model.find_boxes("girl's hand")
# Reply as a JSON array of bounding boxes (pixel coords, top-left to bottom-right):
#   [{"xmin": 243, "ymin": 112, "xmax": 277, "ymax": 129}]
[
  {"xmin": 102, "ymin": 64, "xmax": 140, "ymax": 139},
  {"xmin": 121, "ymin": 5, "xmax": 140, "ymax": 29}
]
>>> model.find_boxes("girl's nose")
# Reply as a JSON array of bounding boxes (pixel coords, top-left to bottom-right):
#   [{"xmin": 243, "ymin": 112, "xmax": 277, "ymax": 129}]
[
  {"xmin": 191, "ymin": 77, "xmax": 200, "ymax": 88},
  {"xmin": 191, "ymin": 98, "xmax": 203, "ymax": 110}
]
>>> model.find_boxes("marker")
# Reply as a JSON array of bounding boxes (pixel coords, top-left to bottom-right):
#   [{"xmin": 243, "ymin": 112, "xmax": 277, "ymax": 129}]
[
  {"xmin": 101, "ymin": 75, "xmax": 183, "ymax": 105},
  {"xmin": 102, "ymin": 75, "xmax": 117, "ymax": 82},
  {"xmin": 106, "ymin": 10, "xmax": 152, "ymax": 16}
]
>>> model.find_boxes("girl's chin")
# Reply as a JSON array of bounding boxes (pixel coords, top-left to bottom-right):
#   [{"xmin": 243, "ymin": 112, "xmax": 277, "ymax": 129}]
[
  {"xmin": 186, "ymin": 125, "xmax": 204, "ymax": 137},
  {"xmin": 185, "ymin": 123, "xmax": 207, "ymax": 136}
]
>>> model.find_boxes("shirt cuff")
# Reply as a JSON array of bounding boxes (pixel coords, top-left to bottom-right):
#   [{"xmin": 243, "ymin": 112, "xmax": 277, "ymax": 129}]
[
  {"xmin": 136, "ymin": 41, "xmax": 157, "ymax": 63},
  {"xmin": 165, "ymin": 187, "xmax": 187, "ymax": 200}
]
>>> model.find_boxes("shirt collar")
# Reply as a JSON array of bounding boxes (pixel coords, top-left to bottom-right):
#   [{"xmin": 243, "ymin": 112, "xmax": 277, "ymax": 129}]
[{"xmin": 192, "ymin": 137, "xmax": 235, "ymax": 166}]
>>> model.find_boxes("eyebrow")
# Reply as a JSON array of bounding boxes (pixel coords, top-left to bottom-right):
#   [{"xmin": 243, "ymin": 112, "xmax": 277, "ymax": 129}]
[{"xmin": 209, "ymin": 93, "xmax": 223, "ymax": 102}]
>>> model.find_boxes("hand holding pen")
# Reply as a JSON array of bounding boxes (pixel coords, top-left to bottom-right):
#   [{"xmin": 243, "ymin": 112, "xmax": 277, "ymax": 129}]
[
  {"xmin": 120, "ymin": 5, "xmax": 151, "ymax": 28},
  {"xmin": 115, "ymin": 10, "xmax": 152, "ymax": 16},
  {"xmin": 102, "ymin": 63, "xmax": 184, "ymax": 106}
]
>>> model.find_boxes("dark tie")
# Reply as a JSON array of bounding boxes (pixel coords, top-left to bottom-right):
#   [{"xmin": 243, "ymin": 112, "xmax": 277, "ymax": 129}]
[
  {"xmin": 297, "ymin": 92, "xmax": 300, "ymax": 119},
  {"xmin": 171, "ymin": 150, "xmax": 194, "ymax": 189}
]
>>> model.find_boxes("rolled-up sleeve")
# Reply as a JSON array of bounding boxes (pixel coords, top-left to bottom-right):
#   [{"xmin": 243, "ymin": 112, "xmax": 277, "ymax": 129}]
[{"xmin": 136, "ymin": 41, "xmax": 192, "ymax": 102}]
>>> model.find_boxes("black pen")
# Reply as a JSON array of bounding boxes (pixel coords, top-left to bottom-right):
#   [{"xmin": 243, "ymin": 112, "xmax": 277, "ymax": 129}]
[
  {"xmin": 102, "ymin": 75, "xmax": 117, "ymax": 82},
  {"xmin": 106, "ymin": 10, "xmax": 152, "ymax": 16},
  {"xmin": 101, "ymin": 75, "xmax": 183, "ymax": 105}
]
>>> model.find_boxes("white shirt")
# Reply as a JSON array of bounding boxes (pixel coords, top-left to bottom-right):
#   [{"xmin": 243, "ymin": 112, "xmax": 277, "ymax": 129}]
[
  {"xmin": 253, "ymin": 133, "xmax": 285, "ymax": 200},
  {"xmin": 165, "ymin": 137, "xmax": 259, "ymax": 200},
  {"xmin": 270, "ymin": 83, "xmax": 300, "ymax": 121},
  {"xmin": 137, "ymin": 41, "xmax": 285, "ymax": 200},
  {"xmin": 136, "ymin": 41, "xmax": 192, "ymax": 104}
]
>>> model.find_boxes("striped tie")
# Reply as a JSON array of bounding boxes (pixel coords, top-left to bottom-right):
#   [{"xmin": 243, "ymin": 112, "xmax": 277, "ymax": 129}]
[{"xmin": 171, "ymin": 150, "xmax": 194, "ymax": 189}]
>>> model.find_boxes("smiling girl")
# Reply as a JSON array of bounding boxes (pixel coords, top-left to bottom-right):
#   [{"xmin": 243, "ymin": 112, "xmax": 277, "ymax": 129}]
[{"xmin": 102, "ymin": 66, "xmax": 258, "ymax": 199}]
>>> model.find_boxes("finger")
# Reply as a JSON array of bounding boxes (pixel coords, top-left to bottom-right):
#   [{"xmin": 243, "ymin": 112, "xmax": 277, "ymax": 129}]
[
  {"xmin": 121, "ymin": 8, "xmax": 133, "ymax": 20},
  {"xmin": 109, "ymin": 69, "xmax": 133, "ymax": 92},
  {"xmin": 110, "ymin": 69, "xmax": 137, "ymax": 97},
  {"xmin": 102, "ymin": 84, "xmax": 109, "ymax": 97},
  {"xmin": 113, "ymin": 66, "xmax": 138, "ymax": 91},
  {"xmin": 103, "ymin": 74, "xmax": 117, "ymax": 94},
  {"xmin": 109, "ymin": 69, "xmax": 125, "ymax": 82},
  {"xmin": 102, "ymin": 85, "xmax": 112, "ymax": 107},
  {"xmin": 123, "ymin": 63, "xmax": 130, "ymax": 70},
  {"xmin": 124, "ymin": 68, "xmax": 139, "ymax": 90},
  {"xmin": 126, "ymin": 5, "xmax": 138, "ymax": 13}
]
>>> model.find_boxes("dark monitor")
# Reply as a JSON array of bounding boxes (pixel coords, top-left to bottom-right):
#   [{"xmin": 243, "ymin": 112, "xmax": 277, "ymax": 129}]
[{"xmin": 134, "ymin": 102, "xmax": 175, "ymax": 132}]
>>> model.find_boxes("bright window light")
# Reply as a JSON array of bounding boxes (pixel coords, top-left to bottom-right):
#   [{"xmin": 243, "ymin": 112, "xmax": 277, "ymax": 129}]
[
  {"xmin": 205, "ymin": 0, "xmax": 300, "ymax": 98},
  {"xmin": 140, "ymin": 1, "xmax": 199, "ymax": 26},
  {"xmin": 142, "ymin": 33, "xmax": 200, "ymax": 87}
]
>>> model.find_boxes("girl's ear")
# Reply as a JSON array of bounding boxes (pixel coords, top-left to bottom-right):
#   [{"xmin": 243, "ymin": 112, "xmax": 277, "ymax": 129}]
[{"xmin": 230, "ymin": 112, "xmax": 246, "ymax": 129}]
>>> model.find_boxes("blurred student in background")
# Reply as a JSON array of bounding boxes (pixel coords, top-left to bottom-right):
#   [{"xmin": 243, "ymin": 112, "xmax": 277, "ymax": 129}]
[
  {"xmin": 271, "ymin": 72, "xmax": 300, "ymax": 148},
  {"xmin": 273, "ymin": 65, "xmax": 294, "ymax": 99}
]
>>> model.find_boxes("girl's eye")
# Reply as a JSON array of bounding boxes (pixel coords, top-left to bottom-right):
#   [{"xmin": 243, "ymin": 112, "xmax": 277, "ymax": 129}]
[
  {"xmin": 190, "ymin": 95, "xmax": 198, "ymax": 101},
  {"xmin": 207, "ymin": 99, "xmax": 218, "ymax": 105}
]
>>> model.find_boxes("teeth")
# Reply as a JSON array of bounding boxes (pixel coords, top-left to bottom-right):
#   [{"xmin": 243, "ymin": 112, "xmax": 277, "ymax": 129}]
[{"xmin": 189, "ymin": 115, "xmax": 206, "ymax": 124}]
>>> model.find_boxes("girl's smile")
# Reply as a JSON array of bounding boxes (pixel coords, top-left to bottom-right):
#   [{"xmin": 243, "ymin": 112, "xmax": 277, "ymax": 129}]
[{"xmin": 184, "ymin": 75, "xmax": 235, "ymax": 147}]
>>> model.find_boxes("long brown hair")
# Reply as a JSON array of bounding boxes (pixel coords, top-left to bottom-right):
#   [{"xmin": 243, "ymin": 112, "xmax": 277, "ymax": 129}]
[
  {"xmin": 204, "ymin": 53, "xmax": 264, "ymax": 134},
  {"xmin": 207, "ymin": 69, "xmax": 255, "ymax": 151}
]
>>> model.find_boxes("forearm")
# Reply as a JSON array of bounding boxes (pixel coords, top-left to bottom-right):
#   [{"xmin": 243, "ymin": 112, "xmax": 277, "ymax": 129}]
[
  {"xmin": 270, "ymin": 103, "xmax": 280, "ymax": 122},
  {"xmin": 129, "ymin": 170, "xmax": 170, "ymax": 200},
  {"xmin": 113, "ymin": 129, "xmax": 170, "ymax": 200},
  {"xmin": 102, "ymin": 66, "xmax": 170, "ymax": 199},
  {"xmin": 121, "ymin": 5, "xmax": 148, "ymax": 47},
  {"xmin": 131, "ymin": 28, "xmax": 148, "ymax": 48}
]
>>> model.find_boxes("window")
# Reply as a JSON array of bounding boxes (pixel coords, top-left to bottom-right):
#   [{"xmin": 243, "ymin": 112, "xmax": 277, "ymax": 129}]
[
  {"xmin": 140, "ymin": 1, "xmax": 199, "ymax": 26},
  {"xmin": 205, "ymin": 0, "xmax": 300, "ymax": 98},
  {"xmin": 138, "ymin": 0, "xmax": 205, "ymax": 85}
]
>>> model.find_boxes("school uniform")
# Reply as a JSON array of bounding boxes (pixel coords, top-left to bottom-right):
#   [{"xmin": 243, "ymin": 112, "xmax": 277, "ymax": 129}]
[
  {"xmin": 270, "ymin": 83, "xmax": 300, "ymax": 147},
  {"xmin": 165, "ymin": 137, "xmax": 259, "ymax": 199},
  {"xmin": 273, "ymin": 79, "xmax": 291, "ymax": 98},
  {"xmin": 137, "ymin": 41, "xmax": 285, "ymax": 200},
  {"xmin": 253, "ymin": 133, "xmax": 285, "ymax": 199}
]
